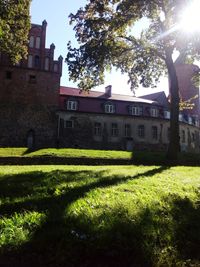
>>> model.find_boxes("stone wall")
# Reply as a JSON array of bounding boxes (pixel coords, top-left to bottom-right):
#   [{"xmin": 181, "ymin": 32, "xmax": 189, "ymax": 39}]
[
  {"xmin": 0, "ymin": 65, "xmax": 60, "ymax": 148},
  {"xmin": 57, "ymin": 111, "xmax": 200, "ymax": 152}
]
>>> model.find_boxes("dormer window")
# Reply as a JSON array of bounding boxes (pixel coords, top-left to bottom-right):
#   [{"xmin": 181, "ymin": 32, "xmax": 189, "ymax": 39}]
[
  {"xmin": 67, "ymin": 100, "xmax": 78, "ymax": 111},
  {"xmin": 129, "ymin": 105, "xmax": 143, "ymax": 116},
  {"xmin": 150, "ymin": 108, "xmax": 158, "ymax": 117},
  {"xmin": 105, "ymin": 103, "xmax": 115, "ymax": 113}
]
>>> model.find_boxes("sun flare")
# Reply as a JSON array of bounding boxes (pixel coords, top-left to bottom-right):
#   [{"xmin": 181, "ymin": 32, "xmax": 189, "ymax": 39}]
[{"xmin": 180, "ymin": 0, "xmax": 200, "ymax": 33}]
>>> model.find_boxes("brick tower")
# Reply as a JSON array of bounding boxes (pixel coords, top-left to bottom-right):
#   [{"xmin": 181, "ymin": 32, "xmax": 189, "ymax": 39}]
[{"xmin": 0, "ymin": 20, "xmax": 63, "ymax": 148}]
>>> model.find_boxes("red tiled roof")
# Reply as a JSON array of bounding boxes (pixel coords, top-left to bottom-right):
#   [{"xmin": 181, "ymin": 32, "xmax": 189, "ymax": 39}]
[{"xmin": 60, "ymin": 86, "xmax": 156, "ymax": 104}]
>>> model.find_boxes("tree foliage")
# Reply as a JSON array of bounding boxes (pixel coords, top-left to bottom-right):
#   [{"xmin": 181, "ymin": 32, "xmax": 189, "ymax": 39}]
[
  {"xmin": 67, "ymin": 0, "xmax": 200, "ymax": 159},
  {"xmin": 0, "ymin": 0, "xmax": 31, "ymax": 63}
]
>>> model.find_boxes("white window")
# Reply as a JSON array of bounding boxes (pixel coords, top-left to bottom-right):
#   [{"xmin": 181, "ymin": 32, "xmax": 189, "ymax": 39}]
[
  {"xmin": 29, "ymin": 36, "xmax": 34, "ymax": 48},
  {"xmin": 28, "ymin": 55, "xmax": 33, "ymax": 68},
  {"xmin": 36, "ymin": 37, "xmax": 41, "ymax": 49},
  {"xmin": 130, "ymin": 106, "xmax": 143, "ymax": 116},
  {"xmin": 150, "ymin": 108, "xmax": 158, "ymax": 117},
  {"xmin": 67, "ymin": 100, "xmax": 78, "ymax": 111},
  {"xmin": 64, "ymin": 120, "xmax": 74, "ymax": 128},
  {"xmin": 45, "ymin": 57, "xmax": 49, "ymax": 71},
  {"xmin": 105, "ymin": 103, "xmax": 115, "ymax": 113}
]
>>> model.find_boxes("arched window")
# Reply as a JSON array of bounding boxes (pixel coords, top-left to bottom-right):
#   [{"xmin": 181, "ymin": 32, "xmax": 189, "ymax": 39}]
[
  {"xmin": 34, "ymin": 55, "xmax": 40, "ymax": 68},
  {"xmin": 36, "ymin": 37, "xmax": 41, "ymax": 49},
  {"xmin": 28, "ymin": 55, "xmax": 33, "ymax": 68},
  {"xmin": 45, "ymin": 57, "xmax": 49, "ymax": 71},
  {"xmin": 29, "ymin": 36, "xmax": 34, "ymax": 48}
]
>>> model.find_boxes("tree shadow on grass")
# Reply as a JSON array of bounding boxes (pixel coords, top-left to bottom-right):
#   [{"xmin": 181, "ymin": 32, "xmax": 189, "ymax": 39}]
[{"xmin": 1, "ymin": 166, "xmax": 199, "ymax": 267}]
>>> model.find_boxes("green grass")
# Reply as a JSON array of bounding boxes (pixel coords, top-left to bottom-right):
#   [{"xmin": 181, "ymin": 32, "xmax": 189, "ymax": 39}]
[
  {"xmin": 0, "ymin": 147, "xmax": 132, "ymax": 159},
  {"xmin": 0, "ymin": 165, "xmax": 200, "ymax": 267}
]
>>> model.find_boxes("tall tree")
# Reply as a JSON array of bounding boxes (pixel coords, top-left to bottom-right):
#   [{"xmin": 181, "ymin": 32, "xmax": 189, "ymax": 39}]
[
  {"xmin": 0, "ymin": 0, "xmax": 31, "ymax": 63},
  {"xmin": 67, "ymin": 0, "xmax": 200, "ymax": 160}
]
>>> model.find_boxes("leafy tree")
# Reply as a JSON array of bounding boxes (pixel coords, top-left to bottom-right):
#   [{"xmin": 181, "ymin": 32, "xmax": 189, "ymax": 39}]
[
  {"xmin": 67, "ymin": 0, "xmax": 200, "ymax": 160},
  {"xmin": 0, "ymin": 0, "xmax": 31, "ymax": 63}
]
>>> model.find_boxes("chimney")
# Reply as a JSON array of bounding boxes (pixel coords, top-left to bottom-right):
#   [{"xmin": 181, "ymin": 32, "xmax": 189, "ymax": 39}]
[{"xmin": 105, "ymin": 85, "xmax": 112, "ymax": 97}]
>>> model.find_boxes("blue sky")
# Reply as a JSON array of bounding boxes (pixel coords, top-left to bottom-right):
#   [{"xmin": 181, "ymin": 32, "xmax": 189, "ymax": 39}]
[{"xmin": 30, "ymin": 0, "xmax": 168, "ymax": 96}]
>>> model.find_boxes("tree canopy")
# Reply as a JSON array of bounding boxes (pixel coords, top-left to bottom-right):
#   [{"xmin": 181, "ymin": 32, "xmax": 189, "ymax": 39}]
[
  {"xmin": 67, "ymin": 0, "xmax": 200, "ymax": 159},
  {"xmin": 0, "ymin": 0, "xmax": 31, "ymax": 63}
]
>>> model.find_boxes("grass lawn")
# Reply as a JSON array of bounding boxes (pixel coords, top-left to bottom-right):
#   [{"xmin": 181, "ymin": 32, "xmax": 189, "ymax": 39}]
[
  {"xmin": 0, "ymin": 148, "xmax": 132, "ymax": 159},
  {"xmin": 0, "ymin": 165, "xmax": 199, "ymax": 267}
]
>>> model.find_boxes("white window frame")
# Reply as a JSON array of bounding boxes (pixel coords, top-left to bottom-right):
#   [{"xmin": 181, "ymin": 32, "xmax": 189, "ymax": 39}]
[
  {"xmin": 67, "ymin": 100, "xmax": 78, "ymax": 111},
  {"xmin": 130, "ymin": 106, "xmax": 143, "ymax": 116},
  {"xmin": 105, "ymin": 103, "xmax": 115, "ymax": 113},
  {"xmin": 150, "ymin": 108, "xmax": 159, "ymax": 117}
]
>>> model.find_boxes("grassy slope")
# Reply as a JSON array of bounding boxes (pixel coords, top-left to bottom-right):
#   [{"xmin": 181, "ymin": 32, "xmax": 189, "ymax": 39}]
[
  {"xmin": 0, "ymin": 148, "xmax": 132, "ymax": 159},
  {"xmin": 0, "ymin": 165, "xmax": 199, "ymax": 267}
]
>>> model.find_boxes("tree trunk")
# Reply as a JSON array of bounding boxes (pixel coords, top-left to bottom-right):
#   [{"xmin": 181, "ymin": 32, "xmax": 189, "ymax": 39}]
[{"xmin": 165, "ymin": 50, "xmax": 180, "ymax": 161}]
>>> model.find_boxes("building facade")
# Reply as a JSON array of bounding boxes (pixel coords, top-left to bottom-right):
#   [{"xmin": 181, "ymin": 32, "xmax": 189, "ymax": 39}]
[
  {"xmin": 0, "ymin": 21, "xmax": 62, "ymax": 148},
  {"xmin": 0, "ymin": 21, "xmax": 199, "ymax": 152},
  {"xmin": 58, "ymin": 86, "xmax": 200, "ymax": 153}
]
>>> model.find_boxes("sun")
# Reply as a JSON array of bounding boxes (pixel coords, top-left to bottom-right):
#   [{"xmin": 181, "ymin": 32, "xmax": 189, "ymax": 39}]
[{"xmin": 180, "ymin": 0, "xmax": 200, "ymax": 33}]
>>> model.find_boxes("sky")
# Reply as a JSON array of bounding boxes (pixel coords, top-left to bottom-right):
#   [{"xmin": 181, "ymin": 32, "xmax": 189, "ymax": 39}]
[{"xmin": 30, "ymin": 0, "xmax": 168, "ymax": 96}]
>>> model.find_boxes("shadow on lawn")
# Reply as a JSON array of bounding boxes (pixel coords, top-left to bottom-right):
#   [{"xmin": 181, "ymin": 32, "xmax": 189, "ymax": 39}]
[{"xmin": 0, "ymin": 166, "xmax": 199, "ymax": 267}]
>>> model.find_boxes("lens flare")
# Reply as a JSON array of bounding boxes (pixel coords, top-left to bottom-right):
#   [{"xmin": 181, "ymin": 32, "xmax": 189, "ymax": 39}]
[{"xmin": 180, "ymin": 0, "xmax": 200, "ymax": 33}]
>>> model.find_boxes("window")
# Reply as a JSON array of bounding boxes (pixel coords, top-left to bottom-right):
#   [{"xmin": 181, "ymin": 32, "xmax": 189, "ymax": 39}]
[
  {"xmin": 36, "ymin": 37, "xmax": 41, "ymax": 49},
  {"xmin": 105, "ymin": 103, "xmax": 115, "ymax": 113},
  {"xmin": 6, "ymin": 71, "xmax": 12, "ymax": 80},
  {"xmin": 45, "ymin": 57, "xmax": 49, "ymax": 71},
  {"xmin": 152, "ymin": 126, "xmax": 158, "ymax": 140},
  {"xmin": 125, "ymin": 124, "xmax": 131, "ymax": 137},
  {"xmin": 150, "ymin": 108, "xmax": 158, "ymax": 117},
  {"xmin": 181, "ymin": 130, "xmax": 186, "ymax": 143},
  {"xmin": 29, "ymin": 75, "xmax": 36, "ymax": 84},
  {"xmin": 138, "ymin": 125, "xmax": 145, "ymax": 138},
  {"xmin": 54, "ymin": 64, "xmax": 58, "ymax": 72},
  {"xmin": 64, "ymin": 120, "xmax": 74, "ymax": 128},
  {"xmin": 130, "ymin": 106, "xmax": 143, "ymax": 116},
  {"xmin": 94, "ymin": 122, "xmax": 102, "ymax": 136},
  {"xmin": 28, "ymin": 55, "xmax": 33, "ymax": 68},
  {"xmin": 164, "ymin": 111, "xmax": 170, "ymax": 119},
  {"xmin": 29, "ymin": 36, "xmax": 34, "ymax": 48},
  {"xmin": 111, "ymin": 123, "xmax": 118, "ymax": 137},
  {"xmin": 67, "ymin": 100, "xmax": 78, "ymax": 111},
  {"xmin": 34, "ymin": 55, "xmax": 40, "ymax": 68}
]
